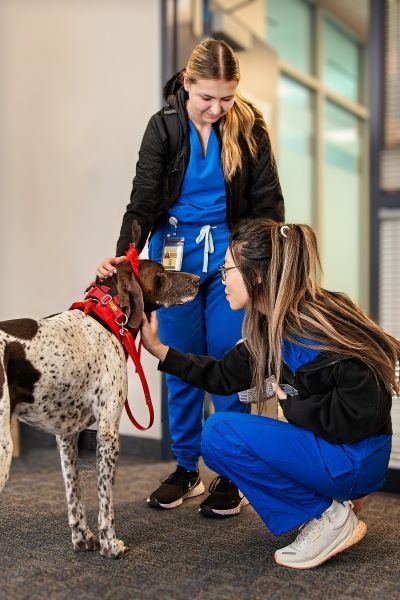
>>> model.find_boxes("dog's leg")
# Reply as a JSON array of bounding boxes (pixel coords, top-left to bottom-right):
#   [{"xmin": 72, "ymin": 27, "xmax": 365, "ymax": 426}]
[
  {"xmin": 57, "ymin": 433, "xmax": 99, "ymax": 552},
  {"xmin": 96, "ymin": 420, "xmax": 127, "ymax": 558},
  {"xmin": 0, "ymin": 355, "xmax": 13, "ymax": 493}
]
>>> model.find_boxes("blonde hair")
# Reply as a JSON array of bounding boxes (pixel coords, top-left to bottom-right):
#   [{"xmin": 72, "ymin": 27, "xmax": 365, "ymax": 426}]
[
  {"xmin": 230, "ymin": 218, "xmax": 400, "ymax": 409},
  {"xmin": 184, "ymin": 38, "xmax": 269, "ymax": 180}
]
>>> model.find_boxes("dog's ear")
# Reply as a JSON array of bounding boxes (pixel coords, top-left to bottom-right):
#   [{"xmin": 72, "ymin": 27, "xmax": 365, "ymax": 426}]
[
  {"xmin": 116, "ymin": 261, "xmax": 144, "ymax": 329},
  {"xmin": 132, "ymin": 220, "xmax": 142, "ymax": 248}
]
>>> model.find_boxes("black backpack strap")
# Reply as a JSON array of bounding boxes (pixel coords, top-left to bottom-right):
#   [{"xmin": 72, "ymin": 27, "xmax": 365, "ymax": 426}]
[{"xmin": 162, "ymin": 106, "xmax": 183, "ymax": 166}]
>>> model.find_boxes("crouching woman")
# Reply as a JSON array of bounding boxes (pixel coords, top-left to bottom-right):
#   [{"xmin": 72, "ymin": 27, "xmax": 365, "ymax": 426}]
[{"xmin": 140, "ymin": 218, "xmax": 399, "ymax": 570}]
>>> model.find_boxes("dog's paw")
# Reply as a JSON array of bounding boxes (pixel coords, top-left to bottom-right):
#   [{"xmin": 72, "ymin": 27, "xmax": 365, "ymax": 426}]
[
  {"xmin": 73, "ymin": 531, "xmax": 100, "ymax": 552},
  {"xmin": 100, "ymin": 538, "xmax": 128, "ymax": 559}
]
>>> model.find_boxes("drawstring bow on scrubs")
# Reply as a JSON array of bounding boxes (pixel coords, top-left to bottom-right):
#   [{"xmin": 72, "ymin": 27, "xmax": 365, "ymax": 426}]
[{"xmin": 196, "ymin": 225, "xmax": 215, "ymax": 273}]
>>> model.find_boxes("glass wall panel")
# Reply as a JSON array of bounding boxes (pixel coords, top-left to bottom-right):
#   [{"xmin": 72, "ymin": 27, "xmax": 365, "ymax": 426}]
[
  {"xmin": 266, "ymin": 0, "xmax": 312, "ymax": 73},
  {"xmin": 323, "ymin": 102, "xmax": 362, "ymax": 302},
  {"xmin": 278, "ymin": 75, "xmax": 314, "ymax": 225},
  {"xmin": 324, "ymin": 18, "xmax": 360, "ymax": 102}
]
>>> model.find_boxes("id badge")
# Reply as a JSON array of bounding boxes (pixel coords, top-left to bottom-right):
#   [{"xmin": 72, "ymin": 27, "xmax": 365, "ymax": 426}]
[{"xmin": 162, "ymin": 236, "xmax": 185, "ymax": 271}]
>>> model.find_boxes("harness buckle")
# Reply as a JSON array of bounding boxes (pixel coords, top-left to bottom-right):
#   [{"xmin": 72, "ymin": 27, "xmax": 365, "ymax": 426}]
[{"xmin": 101, "ymin": 294, "xmax": 113, "ymax": 305}]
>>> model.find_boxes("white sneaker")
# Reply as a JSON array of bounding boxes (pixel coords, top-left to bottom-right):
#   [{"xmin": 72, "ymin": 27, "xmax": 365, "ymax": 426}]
[{"xmin": 275, "ymin": 500, "xmax": 367, "ymax": 569}]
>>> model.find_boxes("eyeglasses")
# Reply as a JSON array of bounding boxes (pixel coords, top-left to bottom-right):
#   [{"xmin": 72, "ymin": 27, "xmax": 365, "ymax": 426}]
[{"xmin": 219, "ymin": 264, "xmax": 240, "ymax": 282}]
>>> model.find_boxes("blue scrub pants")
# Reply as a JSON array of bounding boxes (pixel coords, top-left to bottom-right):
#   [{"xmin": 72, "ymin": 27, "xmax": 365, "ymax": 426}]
[
  {"xmin": 149, "ymin": 221, "xmax": 248, "ymax": 471},
  {"xmin": 202, "ymin": 412, "xmax": 392, "ymax": 535}
]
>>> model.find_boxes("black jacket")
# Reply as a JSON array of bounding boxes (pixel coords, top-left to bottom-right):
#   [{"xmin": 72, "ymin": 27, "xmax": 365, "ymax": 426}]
[
  {"xmin": 117, "ymin": 84, "xmax": 284, "ymax": 254},
  {"xmin": 159, "ymin": 343, "xmax": 393, "ymax": 445}
]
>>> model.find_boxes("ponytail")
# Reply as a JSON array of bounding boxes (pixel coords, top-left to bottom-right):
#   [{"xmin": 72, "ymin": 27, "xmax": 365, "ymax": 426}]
[{"xmin": 230, "ymin": 218, "xmax": 400, "ymax": 406}]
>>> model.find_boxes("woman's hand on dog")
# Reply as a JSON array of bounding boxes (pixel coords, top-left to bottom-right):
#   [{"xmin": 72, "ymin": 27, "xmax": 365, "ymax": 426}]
[
  {"xmin": 96, "ymin": 256, "xmax": 128, "ymax": 280},
  {"xmin": 141, "ymin": 312, "xmax": 169, "ymax": 362}
]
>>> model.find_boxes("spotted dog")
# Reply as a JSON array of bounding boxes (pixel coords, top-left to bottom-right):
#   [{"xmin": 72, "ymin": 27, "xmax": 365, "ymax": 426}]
[{"xmin": 0, "ymin": 238, "xmax": 199, "ymax": 558}]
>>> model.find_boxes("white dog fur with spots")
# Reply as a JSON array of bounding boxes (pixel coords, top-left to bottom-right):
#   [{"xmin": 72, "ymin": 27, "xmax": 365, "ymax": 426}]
[{"xmin": 0, "ymin": 248, "xmax": 199, "ymax": 558}]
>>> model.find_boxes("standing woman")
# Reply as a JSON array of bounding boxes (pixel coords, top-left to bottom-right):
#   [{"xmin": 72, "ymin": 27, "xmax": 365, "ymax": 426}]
[
  {"xmin": 141, "ymin": 218, "xmax": 399, "ymax": 569},
  {"xmin": 97, "ymin": 39, "xmax": 284, "ymax": 515}
]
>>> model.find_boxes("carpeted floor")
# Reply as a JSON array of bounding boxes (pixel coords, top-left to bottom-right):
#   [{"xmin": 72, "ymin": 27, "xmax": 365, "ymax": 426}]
[{"xmin": 0, "ymin": 448, "xmax": 399, "ymax": 600}]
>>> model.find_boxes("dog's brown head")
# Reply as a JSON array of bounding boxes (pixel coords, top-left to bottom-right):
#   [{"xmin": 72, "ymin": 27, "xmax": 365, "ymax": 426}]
[
  {"xmin": 115, "ymin": 222, "xmax": 200, "ymax": 329},
  {"xmin": 116, "ymin": 260, "xmax": 200, "ymax": 329}
]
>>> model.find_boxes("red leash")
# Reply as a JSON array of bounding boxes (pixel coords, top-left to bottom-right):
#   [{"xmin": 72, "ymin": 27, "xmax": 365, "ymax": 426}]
[
  {"xmin": 69, "ymin": 244, "xmax": 154, "ymax": 431},
  {"xmin": 122, "ymin": 330, "xmax": 154, "ymax": 431}
]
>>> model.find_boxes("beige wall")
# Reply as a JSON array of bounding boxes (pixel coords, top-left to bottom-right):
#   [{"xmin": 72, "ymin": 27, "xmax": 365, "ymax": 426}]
[{"xmin": 0, "ymin": 0, "xmax": 163, "ymax": 439}]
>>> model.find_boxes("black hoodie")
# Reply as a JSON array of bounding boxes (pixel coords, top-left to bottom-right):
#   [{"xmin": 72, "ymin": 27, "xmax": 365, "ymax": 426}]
[
  {"xmin": 159, "ymin": 342, "xmax": 393, "ymax": 444},
  {"xmin": 116, "ymin": 74, "xmax": 284, "ymax": 254}
]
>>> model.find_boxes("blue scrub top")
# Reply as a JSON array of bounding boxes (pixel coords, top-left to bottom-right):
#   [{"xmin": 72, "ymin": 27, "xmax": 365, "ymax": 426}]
[
  {"xmin": 171, "ymin": 121, "xmax": 226, "ymax": 225},
  {"xmin": 281, "ymin": 337, "xmax": 320, "ymax": 373}
]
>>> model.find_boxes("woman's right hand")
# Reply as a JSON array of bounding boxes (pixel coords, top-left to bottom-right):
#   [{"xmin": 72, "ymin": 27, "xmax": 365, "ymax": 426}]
[
  {"xmin": 141, "ymin": 312, "xmax": 169, "ymax": 362},
  {"xmin": 96, "ymin": 256, "xmax": 127, "ymax": 280}
]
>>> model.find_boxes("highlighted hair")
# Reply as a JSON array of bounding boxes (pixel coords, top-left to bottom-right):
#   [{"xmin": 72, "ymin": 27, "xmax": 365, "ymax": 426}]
[{"xmin": 230, "ymin": 218, "xmax": 400, "ymax": 408}]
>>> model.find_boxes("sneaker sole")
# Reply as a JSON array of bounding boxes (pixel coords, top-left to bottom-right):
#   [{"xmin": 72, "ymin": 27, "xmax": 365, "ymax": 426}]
[
  {"xmin": 199, "ymin": 496, "xmax": 249, "ymax": 518},
  {"xmin": 147, "ymin": 481, "xmax": 205, "ymax": 510},
  {"xmin": 274, "ymin": 519, "xmax": 367, "ymax": 570}
]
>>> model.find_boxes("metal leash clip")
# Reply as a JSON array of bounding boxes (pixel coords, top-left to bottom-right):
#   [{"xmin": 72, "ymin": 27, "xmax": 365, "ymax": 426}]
[{"xmin": 115, "ymin": 313, "xmax": 128, "ymax": 336}]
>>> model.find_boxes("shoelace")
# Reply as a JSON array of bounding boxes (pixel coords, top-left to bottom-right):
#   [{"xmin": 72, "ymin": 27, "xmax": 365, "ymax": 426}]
[
  {"xmin": 208, "ymin": 476, "xmax": 234, "ymax": 495},
  {"xmin": 294, "ymin": 514, "xmax": 329, "ymax": 549}
]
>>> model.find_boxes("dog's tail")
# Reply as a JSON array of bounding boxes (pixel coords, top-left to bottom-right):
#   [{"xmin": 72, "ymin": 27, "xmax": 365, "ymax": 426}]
[{"xmin": 0, "ymin": 341, "xmax": 13, "ymax": 492}]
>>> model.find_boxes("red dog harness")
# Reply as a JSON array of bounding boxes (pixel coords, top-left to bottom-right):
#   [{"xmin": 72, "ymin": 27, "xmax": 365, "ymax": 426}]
[{"xmin": 69, "ymin": 244, "xmax": 154, "ymax": 431}]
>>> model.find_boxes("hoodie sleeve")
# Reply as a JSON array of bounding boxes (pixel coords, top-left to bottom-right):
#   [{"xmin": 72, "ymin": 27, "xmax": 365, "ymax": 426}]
[
  {"xmin": 248, "ymin": 126, "xmax": 285, "ymax": 222},
  {"xmin": 159, "ymin": 342, "xmax": 253, "ymax": 396},
  {"xmin": 116, "ymin": 114, "xmax": 168, "ymax": 255}
]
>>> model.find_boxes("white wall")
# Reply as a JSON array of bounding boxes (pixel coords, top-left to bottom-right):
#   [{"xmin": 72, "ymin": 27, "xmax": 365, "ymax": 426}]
[{"xmin": 0, "ymin": 0, "xmax": 163, "ymax": 439}]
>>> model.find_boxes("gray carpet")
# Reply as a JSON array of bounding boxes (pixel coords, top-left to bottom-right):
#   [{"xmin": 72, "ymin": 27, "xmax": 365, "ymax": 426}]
[{"xmin": 1, "ymin": 448, "xmax": 399, "ymax": 600}]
